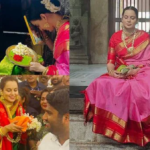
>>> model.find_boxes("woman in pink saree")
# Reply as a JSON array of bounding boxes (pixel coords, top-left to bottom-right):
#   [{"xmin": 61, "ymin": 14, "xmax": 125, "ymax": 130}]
[
  {"xmin": 46, "ymin": 21, "xmax": 69, "ymax": 75},
  {"xmin": 27, "ymin": 0, "xmax": 69, "ymax": 75},
  {"xmin": 83, "ymin": 6, "xmax": 150, "ymax": 146}
]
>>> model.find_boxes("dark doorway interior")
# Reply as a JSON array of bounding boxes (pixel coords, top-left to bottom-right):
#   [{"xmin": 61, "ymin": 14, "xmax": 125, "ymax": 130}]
[{"xmin": 0, "ymin": 0, "xmax": 28, "ymax": 61}]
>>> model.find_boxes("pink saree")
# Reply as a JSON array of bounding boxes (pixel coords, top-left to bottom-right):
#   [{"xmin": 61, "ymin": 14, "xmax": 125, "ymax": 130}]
[
  {"xmin": 47, "ymin": 21, "xmax": 69, "ymax": 75},
  {"xmin": 83, "ymin": 30, "xmax": 150, "ymax": 146}
]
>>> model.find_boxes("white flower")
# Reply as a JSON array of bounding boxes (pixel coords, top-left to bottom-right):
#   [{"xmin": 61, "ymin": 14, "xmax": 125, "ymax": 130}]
[
  {"xmin": 27, "ymin": 117, "xmax": 42, "ymax": 132},
  {"xmin": 41, "ymin": 0, "xmax": 61, "ymax": 13},
  {"xmin": 22, "ymin": 113, "xmax": 42, "ymax": 132},
  {"xmin": 12, "ymin": 43, "xmax": 32, "ymax": 56}
]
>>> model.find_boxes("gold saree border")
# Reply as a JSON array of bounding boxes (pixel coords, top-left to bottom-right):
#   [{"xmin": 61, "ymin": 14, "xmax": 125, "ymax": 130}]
[
  {"xmin": 123, "ymin": 39, "xmax": 149, "ymax": 59},
  {"xmin": 115, "ymin": 31, "xmax": 143, "ymax": 53},
  {"xmin": 108, "ymin": 47, "xmax": 115, "ymax": 54},
  {"xmin": 95, "ymin": 107, "xmax": 126, "ymax": 128},
  {"xmin": 92, "ymin": 107, "xmax": 150, "ymax": 146}
]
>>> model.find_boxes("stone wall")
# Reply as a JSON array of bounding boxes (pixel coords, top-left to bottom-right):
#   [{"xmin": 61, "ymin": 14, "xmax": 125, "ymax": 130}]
[
  {"xmin": 70, "ymin": 0, "xmax": 90, "ymax": 64},
  {"xmin": 89, "ymin": 0, "xmax": 109, "ymax": 64}
]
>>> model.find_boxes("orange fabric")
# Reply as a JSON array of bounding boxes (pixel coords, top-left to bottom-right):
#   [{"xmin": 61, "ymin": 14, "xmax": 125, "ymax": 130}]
[{"xmin": 9, "ymin": 116, "xmax": 31, "ymax": 132}]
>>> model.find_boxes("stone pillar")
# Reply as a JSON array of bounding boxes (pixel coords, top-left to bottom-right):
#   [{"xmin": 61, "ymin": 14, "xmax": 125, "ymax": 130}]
[
  {"xmin": 89, "ymin": 0, "xmax": 109, "ymax": 64},
  {"xmin": 70, "ymin": 0, "xmax": 89, "ymax": 64}
]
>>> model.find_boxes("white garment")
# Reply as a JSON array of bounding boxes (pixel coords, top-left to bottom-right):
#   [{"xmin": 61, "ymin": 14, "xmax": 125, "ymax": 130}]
[
  {"xmin": 47, "ymin": 79, "xmax": 52, "ymax": 88},
  {"xmin": 38, "ymin": 133, "xmax": 69, "ymax": 150}
]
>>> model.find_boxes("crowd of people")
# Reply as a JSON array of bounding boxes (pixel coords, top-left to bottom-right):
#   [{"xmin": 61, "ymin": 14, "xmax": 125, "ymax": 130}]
[{"xmin": 0, "ymin": 75, "xmax": 69, "ymax": 150}]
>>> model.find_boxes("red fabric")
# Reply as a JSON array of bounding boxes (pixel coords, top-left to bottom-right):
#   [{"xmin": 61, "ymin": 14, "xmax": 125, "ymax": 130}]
[
  {"xmin": 46, "ymin": 21, "xmax": 69, "ymax": 75},
  {"xmin": 107, "ymin": 30, "xmax": 150, "ymax": 69},
  {"xmin": 83, "ymin": 93, "xmax": 150, "ymax": 146},
  {"xmin": 0, "ymin": 102, "xmax": 26, "ymax": 150},
  {"xmin": 13, "ymin": 55, "xmax": 23, "ymax": 62},
  {"xmin": 47, "ymin": 65, "xmax": 58, "ymax": 75},
  {"xmin": 54, "ymin": 21, "xmax": 69, "ymax": 59},
  {"xmin": 93, "ymin": 107, "xmax": 150, "ymax": 146}
]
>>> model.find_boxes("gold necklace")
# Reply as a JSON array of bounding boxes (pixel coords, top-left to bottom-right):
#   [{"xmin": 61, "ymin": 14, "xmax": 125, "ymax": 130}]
[{"xmin": 122, "ymin": 29, "xmax": 136, "ymax": 53}]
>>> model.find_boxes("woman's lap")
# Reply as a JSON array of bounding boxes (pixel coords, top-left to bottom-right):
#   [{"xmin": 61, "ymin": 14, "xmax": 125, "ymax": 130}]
[{"xmin": 86, "ymin": 66, "xmax": 150, "ymax": 122}]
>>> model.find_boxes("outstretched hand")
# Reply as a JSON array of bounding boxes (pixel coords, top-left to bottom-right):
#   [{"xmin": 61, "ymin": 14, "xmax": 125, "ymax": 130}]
[{"xmin": 5, "ymin": 121, "xmax": 23, "ymax": 133}]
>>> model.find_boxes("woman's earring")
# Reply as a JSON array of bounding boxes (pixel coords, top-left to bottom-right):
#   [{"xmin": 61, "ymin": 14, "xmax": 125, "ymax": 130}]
[
  {"xmin": 44, "ymin": 23, "xmax": 50, "ymax": 28},
  {"xmin": 1, "ymin": 94, "xmax": 4, "ymax": 101}
]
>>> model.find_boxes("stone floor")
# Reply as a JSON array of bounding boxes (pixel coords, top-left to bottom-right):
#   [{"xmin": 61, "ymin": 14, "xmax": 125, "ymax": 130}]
[
  {"xmin": 70, "ymin": 64, "xmax": 107, "ymax": 86},
  {"xmin": 70, "ymin": 143, "xmax": 150, "ymax": 150},
  {"xmin": 70, "ymin": 64, "xmax": 107, "ymax": 98}
]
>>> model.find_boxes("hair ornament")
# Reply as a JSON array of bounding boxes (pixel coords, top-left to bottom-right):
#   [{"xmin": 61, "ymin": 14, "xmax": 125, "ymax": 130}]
[{"xmin": 41, "ymin": 0, "xmax": 61, "ymax": 13}]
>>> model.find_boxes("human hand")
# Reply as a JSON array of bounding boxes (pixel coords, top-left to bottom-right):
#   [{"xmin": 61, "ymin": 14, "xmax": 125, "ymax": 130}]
[
  {"xmin": 29, "ymin": 62, "xmax": 46, "ymax": 72},
  {"xmin": 109, "ymin": 70, "xmax": 126, "ymax": 79},
  {"xmin": 126, "ymin": 67, "xmax": 140, "ymax": 77},
  {"xmin": 30, "ymin": 90, "xmax": 41, "ymax": 98},
  {"xmin": 5, "ymin": 121, "xmax": 23, "ymax": 133}
]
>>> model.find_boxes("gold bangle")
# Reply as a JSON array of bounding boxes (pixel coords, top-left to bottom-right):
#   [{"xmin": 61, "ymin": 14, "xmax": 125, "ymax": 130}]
[{"xmin": 42, "ymin": 67, "xmax": 48, "ymax": 75}]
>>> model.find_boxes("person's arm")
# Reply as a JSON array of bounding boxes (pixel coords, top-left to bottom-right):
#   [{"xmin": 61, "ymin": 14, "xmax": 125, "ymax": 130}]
[
  {"xmin": 0, "ymin": 122, "xmax": 23, "ymax": 138},
  {"xmin": 107, "ymin": 35, "xmax": 116, "ymax": 76},
  {"xmin": 107, "ymin": 63, "xmax": 115, "ymax": 76},
  {"xmin": 107, "ymin": 35, "xmax": 125, "ymax": 79},
  {"xmin": 29, "ymin": 62, "xmax": 46, "ymax": 73}
]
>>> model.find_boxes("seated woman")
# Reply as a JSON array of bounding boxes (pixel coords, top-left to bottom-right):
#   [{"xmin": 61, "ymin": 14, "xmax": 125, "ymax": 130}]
[
  {"xmin": 83, "ymin": 6, "xmax": 150, "ymax": 146},
  {"xmin": 27, "ymin": 0, "xmax": 70, "ymax": 75},
  {"xmin": 0, "ymin": 76, "xmax": 27, "ymax": 150}
]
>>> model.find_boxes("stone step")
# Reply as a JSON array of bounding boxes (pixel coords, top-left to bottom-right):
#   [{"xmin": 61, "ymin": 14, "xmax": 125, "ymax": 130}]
[
  {"xmin": 70, "ymin": 98, "xmax": 84, "ymax": 113},
  {"xmin": 70, "ymin": 114, "xmax": 150, "ymax": 150},
  {"xmin": 70, "ymin": 114, "xmax": 117, "ymax": 144},
  {"xmin": 70, "ymin": 143, "xmax": 150, "ymax": 150},
  {"xmin": 70, "ymin": 59, "xmax": 89, "ymax": 64},
  {"xmin": 70, "ymin": 55, "xmax": 89, "ymax": 58},
  {"xmin": 70, "ymin": 54, "xmax": 89, "ymax": 64}
]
